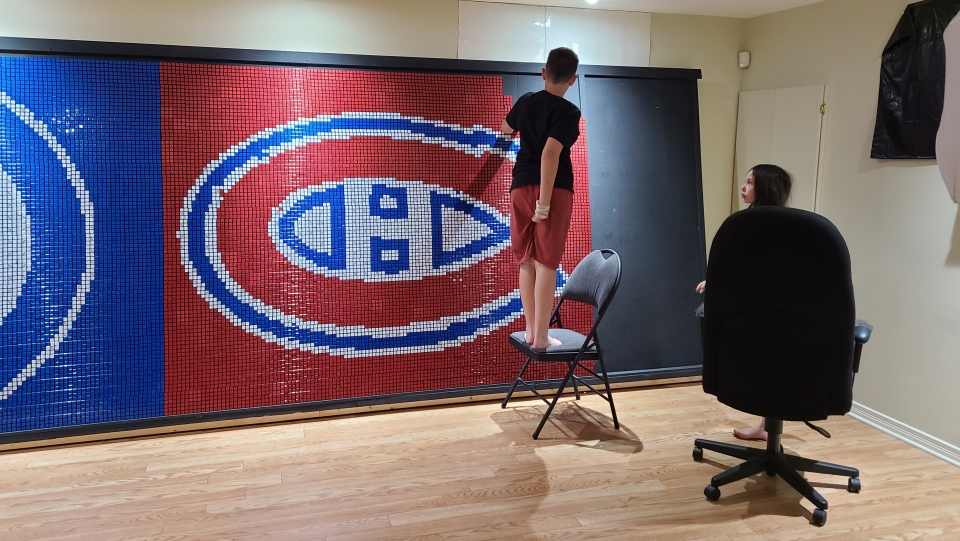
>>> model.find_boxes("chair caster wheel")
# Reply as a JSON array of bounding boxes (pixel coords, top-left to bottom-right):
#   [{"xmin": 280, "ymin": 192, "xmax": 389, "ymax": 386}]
[
  {"xmin": 704, "ymin": 485, "xmax": 720, "ymax": 501},
  {"xmin": 693, "ymin": 447, "xmax": 703, "ymax": 461},
  {"xmin": 812, "ymin": 508, "xmax": 827, "ymax": 526},
  {"xmin": 847, "ymin": 477, "xmax": 861, "ymax": 493}
]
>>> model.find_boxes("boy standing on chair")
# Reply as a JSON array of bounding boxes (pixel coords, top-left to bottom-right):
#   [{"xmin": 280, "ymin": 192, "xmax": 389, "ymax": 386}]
[{"xmin": 501, "ymin": 47, "xmax": 581, "ymax": 350}]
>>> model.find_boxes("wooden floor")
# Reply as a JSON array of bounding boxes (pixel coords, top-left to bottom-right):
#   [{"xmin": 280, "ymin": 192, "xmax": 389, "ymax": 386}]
[{"xmin": 2, "ymin": 383, "xmax": 959, "ymax": 540}]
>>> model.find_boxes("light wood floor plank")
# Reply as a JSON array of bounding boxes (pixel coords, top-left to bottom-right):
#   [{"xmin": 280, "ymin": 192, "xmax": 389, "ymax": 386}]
[{"xmin": 1, "ymin": 383, "xmax": 958, "ymax": 540}]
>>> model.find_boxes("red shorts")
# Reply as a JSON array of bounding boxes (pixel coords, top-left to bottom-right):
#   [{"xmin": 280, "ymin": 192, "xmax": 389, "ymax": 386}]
[{"xmin": 510, "ymin": 185, "xmax": 573, "ymax": 269}]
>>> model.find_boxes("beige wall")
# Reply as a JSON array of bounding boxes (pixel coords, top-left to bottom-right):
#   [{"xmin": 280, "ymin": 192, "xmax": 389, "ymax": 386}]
[
  {"xmin": 650, "ymin": 14, "xmax": 745, "ymax": 253},
  {"xmin": 0, "ymin": 0, "xmax": 460, "ymax": 58},
  {"xmin": 743, "ymin": 0, "xmax": 960, "ymax": 448}
]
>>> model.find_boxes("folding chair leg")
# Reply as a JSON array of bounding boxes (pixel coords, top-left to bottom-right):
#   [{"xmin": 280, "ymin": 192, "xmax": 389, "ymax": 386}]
[
  {"xmin": 570, "ymin": 362, "xmax": 581, "ymax": 400},
  {"xmin": 595, "ymin": 356, "xmax": 619, "ymax": 429},
  {"xmin": 502, "ymin": 357, "xmax": 533, "ymax": 408},
  {"xmin": 532, "ymin": 361, "xmax": 580, "ymax": 439}
]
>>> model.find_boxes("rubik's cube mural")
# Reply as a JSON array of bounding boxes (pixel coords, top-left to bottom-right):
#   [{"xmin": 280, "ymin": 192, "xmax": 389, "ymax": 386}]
[{"xmin": 0, "ymin": 56, "xmax": 591, "ymax": 433}]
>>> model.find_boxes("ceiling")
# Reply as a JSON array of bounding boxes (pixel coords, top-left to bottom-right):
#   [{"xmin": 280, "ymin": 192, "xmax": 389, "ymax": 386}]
[{"xmin": 464, "ymin": 0, "xmax": 829, "ymax": 19}]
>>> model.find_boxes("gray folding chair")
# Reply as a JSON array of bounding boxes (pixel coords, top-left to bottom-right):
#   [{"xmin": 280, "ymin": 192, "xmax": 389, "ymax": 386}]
[{"xmin": 502, "ymin": 249, "xmax": 622, "ymax": 439}]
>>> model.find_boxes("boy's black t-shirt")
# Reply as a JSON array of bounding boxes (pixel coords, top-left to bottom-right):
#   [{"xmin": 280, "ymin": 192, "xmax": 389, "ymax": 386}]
[{"xmin": 506, "ymin": 90, "xmax": 581, "ymax": 192}]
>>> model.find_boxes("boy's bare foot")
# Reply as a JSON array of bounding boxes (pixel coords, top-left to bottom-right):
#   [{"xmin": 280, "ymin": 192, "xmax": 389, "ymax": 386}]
[
  {"xmin": 733, "ymin": 424, "xmax": 768, "ymax": 441},
  {"xmin": 530, "ymin": 335, "xmax": 562, "ymax": 350}
]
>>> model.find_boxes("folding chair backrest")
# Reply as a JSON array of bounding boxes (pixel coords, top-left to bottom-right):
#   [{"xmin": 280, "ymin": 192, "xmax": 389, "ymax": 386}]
[{"xmin": 560, "ymin": 249, "xmax": 621, "ymax": 320}]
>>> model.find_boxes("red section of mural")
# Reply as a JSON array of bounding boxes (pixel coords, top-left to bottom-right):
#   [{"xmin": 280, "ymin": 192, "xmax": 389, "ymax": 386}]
[{"xmin": 162, "ymin": 64, "xmax": 591, "ymax": 414}]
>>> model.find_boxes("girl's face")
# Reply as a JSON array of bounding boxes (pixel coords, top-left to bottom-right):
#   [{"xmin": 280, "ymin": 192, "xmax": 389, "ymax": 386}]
[{"xmin": 741, "ymin": 170, "xmax": 756, "ymax": 205}]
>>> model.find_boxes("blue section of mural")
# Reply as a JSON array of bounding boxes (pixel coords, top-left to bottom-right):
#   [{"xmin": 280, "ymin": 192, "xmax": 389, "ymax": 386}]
[{"xmin": 0, "ymin": 57, "xmax": 163, "ymax": 431}]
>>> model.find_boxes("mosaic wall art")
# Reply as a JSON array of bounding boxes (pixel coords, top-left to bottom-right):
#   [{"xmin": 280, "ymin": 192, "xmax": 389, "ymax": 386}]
[{"xmin": 0, "ymin": 55, "xmax": 591, "ymax": 432}]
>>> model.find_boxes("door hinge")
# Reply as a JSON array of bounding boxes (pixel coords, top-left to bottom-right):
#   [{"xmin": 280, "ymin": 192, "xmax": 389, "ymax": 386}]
[{"xmin": 820, "ymin": 103, "xmax": 826, "ymax": 115}]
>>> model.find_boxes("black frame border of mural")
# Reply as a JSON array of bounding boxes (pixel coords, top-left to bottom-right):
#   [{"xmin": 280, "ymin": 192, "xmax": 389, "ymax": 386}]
[
  {"xmin": 0, "ymin": 36, "xmax": 703, "ymax": 445},
  {"xmin": 0, "ymin": 36, "xmax": 701, "ymax": 80}
]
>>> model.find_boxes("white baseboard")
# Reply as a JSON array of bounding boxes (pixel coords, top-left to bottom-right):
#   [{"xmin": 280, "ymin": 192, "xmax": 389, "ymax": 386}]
[{"xmin": 849, "ymin": 402, "xmax": 960, "ymax": 468}]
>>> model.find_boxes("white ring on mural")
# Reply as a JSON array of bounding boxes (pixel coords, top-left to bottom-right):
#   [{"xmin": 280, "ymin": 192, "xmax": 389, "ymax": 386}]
[
  {"xmin": 0, "ymin": 164, "xmax": 31, "ymax": 322},
  {"xmin": 0, "ymin": 92, "xmax": 95, "ymax": 400},
  {"xmin": 179, "ymin": 112, "xmax": 538, "ymax": 357}
]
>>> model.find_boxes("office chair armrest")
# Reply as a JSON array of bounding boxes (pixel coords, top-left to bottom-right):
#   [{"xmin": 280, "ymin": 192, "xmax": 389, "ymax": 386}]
[
  {"xmin": 854, "ymin": 320, "xmax": 873, "ymax": 344},
  {"xmin": 852, "ymin": 320, "xmax": 873, "ymax": 375}
]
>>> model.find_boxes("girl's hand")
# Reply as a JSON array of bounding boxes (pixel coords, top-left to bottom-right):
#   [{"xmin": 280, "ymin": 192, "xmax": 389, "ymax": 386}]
[{"xmin": 696, "ymin": 281, "xmax": 706, "ymax": 294}]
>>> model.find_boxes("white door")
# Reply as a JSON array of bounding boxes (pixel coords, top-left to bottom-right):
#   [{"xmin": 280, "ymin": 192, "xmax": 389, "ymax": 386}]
[{"xmin": 734, "ymin": 85, "xmax": 826, "ymax": 212}]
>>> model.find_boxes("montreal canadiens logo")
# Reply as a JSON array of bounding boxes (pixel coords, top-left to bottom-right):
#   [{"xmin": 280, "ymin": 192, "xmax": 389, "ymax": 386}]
[
  {"xmin": 180, "ymin": 112, "xmax": 571, "ymax": 357},
  {"xmin": 268, "ymin": 179, "xmax": 512, "ymax": 281},
  {"xmin": 0, "ymin": 92, "xmax": 95, "ymax": 399}
]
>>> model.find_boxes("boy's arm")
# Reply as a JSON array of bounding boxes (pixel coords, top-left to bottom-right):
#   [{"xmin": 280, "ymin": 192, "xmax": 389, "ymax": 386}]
[
  {"xmin": 538, "ymin": 137, "xmax": 564, "ymax": 207},
  {"xmin": 503, "ymin": 92, "xmax": 529, "ymax": 134},
  {"xmin": 539, "ymin": 108, "xmax": 579, "ymax": 214}
]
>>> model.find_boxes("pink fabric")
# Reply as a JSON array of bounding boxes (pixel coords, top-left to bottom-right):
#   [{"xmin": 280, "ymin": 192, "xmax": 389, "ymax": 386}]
[
  {"xmin": 938, "ymin": 15, "xmax": 960, "ymax": 204},
  {"xmin": 510, "ymin": 185, "xmax": 573, "ymax": 269}
]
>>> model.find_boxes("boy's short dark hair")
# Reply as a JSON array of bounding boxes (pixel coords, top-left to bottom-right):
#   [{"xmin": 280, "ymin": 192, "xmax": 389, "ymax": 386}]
[{"xmin": 545, "ymin": 47, "xmax": 579, "ymax": 84}]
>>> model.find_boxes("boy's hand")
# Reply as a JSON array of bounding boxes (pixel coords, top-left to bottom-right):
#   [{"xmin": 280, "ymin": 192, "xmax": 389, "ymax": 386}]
[{"xmin": 533, "ymin": 201, "xmax": 550, "ymax": 222}]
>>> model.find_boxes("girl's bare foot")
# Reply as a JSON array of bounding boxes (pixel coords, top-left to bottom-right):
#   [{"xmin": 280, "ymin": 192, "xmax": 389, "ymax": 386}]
[
  {"xmin": 733, "ymin": 424, "xmax": 768, "ymax": 441},
  {"xmin": 530, "ymin": 335, "xmax": 562, "ymax": 350},
  {"xmin": 524, "ymin": 332, "xmax": 533, "ymax": 344}
]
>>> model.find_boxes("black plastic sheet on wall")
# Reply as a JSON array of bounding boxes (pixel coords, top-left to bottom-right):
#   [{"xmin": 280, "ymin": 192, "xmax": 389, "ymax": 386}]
[{"xmin": 871, "ymin": 0, "xmax": 960, "ymax": 159}]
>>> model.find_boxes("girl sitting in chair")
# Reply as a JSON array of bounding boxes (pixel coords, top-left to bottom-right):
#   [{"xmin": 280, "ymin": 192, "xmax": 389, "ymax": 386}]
[{"xmin": 696, "ymin": 163, "xmax": 792, "ymax": 441}]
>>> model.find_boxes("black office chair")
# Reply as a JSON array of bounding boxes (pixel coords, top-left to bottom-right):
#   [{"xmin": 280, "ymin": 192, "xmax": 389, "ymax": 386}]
[
  {"xmin": 692, "ymin": 207, "xmax": 872, "ymax": 526},
  {"xmin": 502, "ymin": 249, "xmax": 621, "ymax": 440}
]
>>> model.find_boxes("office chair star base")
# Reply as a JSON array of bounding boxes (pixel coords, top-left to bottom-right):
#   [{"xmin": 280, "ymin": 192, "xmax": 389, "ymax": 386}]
[{"xmin": 693, "ymin": 418, "xmax": 859, "ymax": 527}]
